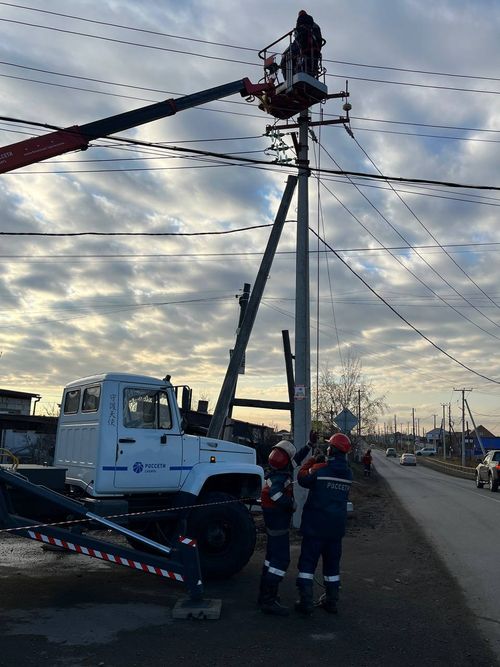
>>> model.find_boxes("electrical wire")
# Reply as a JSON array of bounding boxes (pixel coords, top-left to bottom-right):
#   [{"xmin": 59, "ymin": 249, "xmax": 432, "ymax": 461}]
[
  {"xmin": 351, "ymin": 134, "xmax": 500, "ymax": 317},
  {"xmin": 4, "ymin": 115, "xmax": 500, "ymax": 192},
  {"xmin": 3, "ymin": 2, "xmax": 500, "ymax": 88},
  {"xmin": 0, "ymin": 222, "xmax": 276, "ymax": 237},
  {"xmin": 317, "ymin": 172, "xmax": 500, "ymax": 342},
  {"xmin": 318, "ymin": 144, "xmax": 500, "ymax": 337},
  {"xmin": 311, "ymin": 229, "xmax": 500, "ymax": 384}
]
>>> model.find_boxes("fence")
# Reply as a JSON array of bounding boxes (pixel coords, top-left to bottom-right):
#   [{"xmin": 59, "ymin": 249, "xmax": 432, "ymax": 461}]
[{"xmin": 418, "ymin": 456, "xmax": 475, "ymax": 480}]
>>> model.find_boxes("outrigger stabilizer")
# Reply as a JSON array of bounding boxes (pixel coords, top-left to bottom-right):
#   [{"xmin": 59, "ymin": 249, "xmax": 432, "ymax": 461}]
[{"xmin": 0, "ymin": 467, "xmax": 221, "ymax": 620}]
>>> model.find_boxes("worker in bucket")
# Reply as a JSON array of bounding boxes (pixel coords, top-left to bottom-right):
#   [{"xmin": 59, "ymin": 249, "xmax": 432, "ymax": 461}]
[
  {"xmin": 295, "ymin": 433, "xmax": 353, "ymax": 616},
  {"xmin": 280, "ymin": 10, "xmax": 324, "ymax": 79},
  {"xmin": 258, "ymin": 431, "xmax": 318, "ymax": 616}
]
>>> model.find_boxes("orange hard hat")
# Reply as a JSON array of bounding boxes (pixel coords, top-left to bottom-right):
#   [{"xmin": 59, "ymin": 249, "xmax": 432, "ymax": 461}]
[{"xmin": 327, "ymin": 433, "xmax": 351, "ymax": 454}]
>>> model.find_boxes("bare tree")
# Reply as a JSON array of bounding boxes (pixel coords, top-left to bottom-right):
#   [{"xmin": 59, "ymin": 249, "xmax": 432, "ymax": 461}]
[{"xmin": 314, "ymin": 354, "xmax": 387, "ymax": 436}]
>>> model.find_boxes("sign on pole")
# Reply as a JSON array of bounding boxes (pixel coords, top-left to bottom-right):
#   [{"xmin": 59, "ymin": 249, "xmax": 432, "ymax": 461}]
[{"xmin": 333, "ymin": 408, "xmax": 358, "ymax": 433}]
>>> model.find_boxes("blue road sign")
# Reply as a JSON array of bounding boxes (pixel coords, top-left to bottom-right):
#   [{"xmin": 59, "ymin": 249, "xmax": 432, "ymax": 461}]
[{"xmin": 333, "ymin": 408, "xmax": 358, "ymax": 433}]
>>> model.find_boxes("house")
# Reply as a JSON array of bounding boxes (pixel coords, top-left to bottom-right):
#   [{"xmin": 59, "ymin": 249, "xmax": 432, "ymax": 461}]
[
  {"xmin": 0, "ymin": 389, "xmax": 41, "ymax": 415},
  {"xmin": 0, "ymin": 388, "xmax": 56, "ymax": 463},
  {"xmin": 425, "ymin": 427, "xmax": 450, "ymax": 445},
  {"xmin": 464, "ymin": 425, "xmax": 500, "ymax": 456}
]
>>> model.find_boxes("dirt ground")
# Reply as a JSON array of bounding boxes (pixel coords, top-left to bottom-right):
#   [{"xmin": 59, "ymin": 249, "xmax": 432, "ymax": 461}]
[{"xmin": 0, "ymin": 461, "xmax": 497, "ymax": 667}]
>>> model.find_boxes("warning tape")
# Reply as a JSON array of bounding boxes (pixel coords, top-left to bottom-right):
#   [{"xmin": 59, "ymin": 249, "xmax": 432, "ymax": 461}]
[
  {"xmin": 0, "ymin": 496, "xmax": 257, "ymax": 536},
  {"xmin": 28, "ymin": 530, "xmax": 184, "ymax": 580}
]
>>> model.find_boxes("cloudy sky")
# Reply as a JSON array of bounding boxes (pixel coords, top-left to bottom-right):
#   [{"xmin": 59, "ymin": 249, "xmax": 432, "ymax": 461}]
[{"xmin": 1, "ymin": 0, "xmax": 500, "ymax": 437}]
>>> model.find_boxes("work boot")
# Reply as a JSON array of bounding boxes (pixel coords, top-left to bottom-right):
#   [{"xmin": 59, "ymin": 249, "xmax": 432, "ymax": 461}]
[
  {"xmin": 295, "ymin": 583, "xmax": 314, "ymax": 616},
  {"xmin": 259, "ymin": 582, "xmax": 289, "ymax": 616},
  {"xmin": 317, "ymin": 585, "xmax": 339, "ymax": 614}
]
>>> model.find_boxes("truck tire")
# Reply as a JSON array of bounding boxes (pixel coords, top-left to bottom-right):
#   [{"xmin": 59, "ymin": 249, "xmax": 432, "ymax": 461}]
[
  {"xmin": 488, "ymin": 474, "xmax": 498, "ymax": 492},
  {"xmin": 187, "ymin": 491, "xmax": 256, "ymax": 580}
]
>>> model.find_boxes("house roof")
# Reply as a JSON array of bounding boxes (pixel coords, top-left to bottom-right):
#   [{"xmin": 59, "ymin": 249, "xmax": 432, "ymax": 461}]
[{"xmin": 0, "ymin": 389, "xmax": 40, "ymax": 400}]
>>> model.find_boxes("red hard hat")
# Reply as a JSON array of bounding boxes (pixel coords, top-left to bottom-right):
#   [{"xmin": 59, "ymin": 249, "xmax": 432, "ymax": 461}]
[
  {"xmin": 327, "ymin": 433, "xmax": 351, "ymax": 454},
  {"xmin": 268, "ymin": 447, "xmax": 291, "ymax": 470}
]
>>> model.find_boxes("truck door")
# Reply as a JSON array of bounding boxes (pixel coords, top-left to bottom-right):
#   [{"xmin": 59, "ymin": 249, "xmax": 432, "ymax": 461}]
[{"xmin": 114, "ymin": 384, "xmax": 182, "ymax": 490}]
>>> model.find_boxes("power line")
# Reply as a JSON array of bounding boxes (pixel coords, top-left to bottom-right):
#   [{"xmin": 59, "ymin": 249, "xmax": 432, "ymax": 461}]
[
  {"xmin": 351, "ymin": 134, "xmax": 500, "ymax": 319},
  {"xmin": 3, "ymin": 15, "xmax": 500, "ymax": 99},
  {"xmin": 3, "ymin": 116, "xmax": 500, "ymax": 192},
  {"xmin": 317, "ymin": 147, "xmax": 500, "ymax": 340},
  {"xmin": 4, "ymin": 240, "xmax": 500, "ymax": 259},
  {"xmin": 1, "ymin": 3, "xmax": 499, "ymax": 88},
  {"xmin": 0, "ymin": 222, "xmax": 276, "ymax": 237},
  {"xmin": 0, "ymin": 295, "xmax": 232, "ymax": 330},
  {"xmin": 311, "ymin": 229, "xmax": 500, "ymax": 385},
  {"xmin": 318, "ymin": 176, "xmax": 500, "ymax": 341}
]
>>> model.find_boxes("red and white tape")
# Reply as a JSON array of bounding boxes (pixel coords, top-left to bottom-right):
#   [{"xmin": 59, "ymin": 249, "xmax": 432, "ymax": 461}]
[{"xmin": 27, "ymin": 530, "xmax": 184, "ymax": 581}]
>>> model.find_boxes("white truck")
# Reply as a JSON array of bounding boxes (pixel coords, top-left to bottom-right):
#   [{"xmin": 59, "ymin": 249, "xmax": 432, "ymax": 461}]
[{"xmin": 47, "ymin": 372, "xmax": 264, "ymax": 578}]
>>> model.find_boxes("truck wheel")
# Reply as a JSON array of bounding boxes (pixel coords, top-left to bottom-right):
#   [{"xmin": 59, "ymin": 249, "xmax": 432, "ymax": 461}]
[
  {"xmin": 475, "ymin": 474, "xmax": 484, "ymax": 489},
  {"xmin": 187, "ymin": 491, "xmax": 256, "ymax": 579},
  {"xmin": 488, "ymin": 475, "xmax": 499, "ymax": 492}
]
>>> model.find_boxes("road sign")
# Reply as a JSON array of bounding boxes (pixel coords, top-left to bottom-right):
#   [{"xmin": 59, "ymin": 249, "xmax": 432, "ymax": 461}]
[{"xmin": 333, "ymin": 408, "xmax": 358, "ymax": 433}]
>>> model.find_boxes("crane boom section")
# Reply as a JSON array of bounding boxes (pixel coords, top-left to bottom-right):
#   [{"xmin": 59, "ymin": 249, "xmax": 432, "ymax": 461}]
[{"xmin": 0, "ymin": 78, "xmax": 269, "ymax": 173}]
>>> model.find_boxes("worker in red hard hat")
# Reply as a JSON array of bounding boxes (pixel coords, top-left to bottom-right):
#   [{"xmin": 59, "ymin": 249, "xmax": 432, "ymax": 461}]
[
  {"xmin": 281, "ymin": 9, "xmax": 324, "ymax": 80},
  {"xmin": 258, "ymin": 431, "xmax": 317, "ymax": 616},
  {"xmin": 294, "ymin": 432, "xmax": 353, "ymax": 616},
  {"xmin": 362, "ymin": 448, "xmax": 373, "ymax": 477}
]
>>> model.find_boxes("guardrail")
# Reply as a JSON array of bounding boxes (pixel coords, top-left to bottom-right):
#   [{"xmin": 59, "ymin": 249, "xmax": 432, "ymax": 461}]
[{"xmin": 418, "ymin": 456, "xmax": 475, "ymax": 480}]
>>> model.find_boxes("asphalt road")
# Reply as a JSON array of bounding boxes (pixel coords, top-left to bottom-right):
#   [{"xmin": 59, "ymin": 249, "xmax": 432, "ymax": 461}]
[
  {"xmin": 374, "ymin": 450, "xmax": 500, "ymax": 654},
  {"xmin": 0, "ymin": 461, "xmax": 497, "ymax": 667}
]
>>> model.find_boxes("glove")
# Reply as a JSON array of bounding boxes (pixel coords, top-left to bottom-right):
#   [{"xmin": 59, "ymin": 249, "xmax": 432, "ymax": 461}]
[{"xmin": 308, "ymin": 430, "xmax": 318, "ymax": 446}]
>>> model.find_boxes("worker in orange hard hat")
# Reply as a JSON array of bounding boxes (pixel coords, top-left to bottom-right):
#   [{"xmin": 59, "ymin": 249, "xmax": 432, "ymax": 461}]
[
  {"xmin": 294, "ymin": 432, "xmax": 353, "ymax": 616},
  {"xmin": 258, "ymin": 431, "xmax": 317, "ymax": 616}
]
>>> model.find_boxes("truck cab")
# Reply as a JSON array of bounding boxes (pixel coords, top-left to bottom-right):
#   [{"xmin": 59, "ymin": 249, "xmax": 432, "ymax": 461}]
[
  {"xmin": 56, "ymin": 373, "xmax": 261, "ymax": 497},
  {"xmin": 55, "ymin": 373, "xmax": 264, "ymax": 578}
]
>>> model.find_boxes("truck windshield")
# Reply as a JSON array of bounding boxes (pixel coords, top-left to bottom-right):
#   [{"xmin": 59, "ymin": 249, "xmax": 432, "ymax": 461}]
[{"xmin": 123, "ymin": 388, "xmax": 172, "ymax": 430}]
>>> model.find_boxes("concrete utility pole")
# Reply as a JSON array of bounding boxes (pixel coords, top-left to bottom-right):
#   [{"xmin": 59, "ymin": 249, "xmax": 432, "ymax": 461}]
[
  {"xmin": 454, "ymin": 388, "xmax": 472, "ymax": 465},
  {"xmin": 227, "ymin": 282, "xmax": 251, "ymax": 420},
  {"xmin": 291, "ymin": 109, "xmax": 311, "ymax": 529},
  {"xmin": 293, "ymin": 108, "xmax": 311, "ymax": 452},
  {"xmin": 208, "ymin": 175, "xmax": 298, "ymax": 439}
]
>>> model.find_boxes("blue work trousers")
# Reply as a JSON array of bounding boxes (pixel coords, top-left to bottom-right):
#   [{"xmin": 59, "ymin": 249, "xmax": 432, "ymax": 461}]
[{"xmin": 296, "ymin": 535, "xmax": 343, "ymax": 588}]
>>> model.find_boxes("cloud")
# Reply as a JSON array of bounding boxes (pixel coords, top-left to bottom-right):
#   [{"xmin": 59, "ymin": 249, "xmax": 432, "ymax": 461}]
[{"xmin": 0, "ymin": 0, "xmax": 500, "ymax": 434}]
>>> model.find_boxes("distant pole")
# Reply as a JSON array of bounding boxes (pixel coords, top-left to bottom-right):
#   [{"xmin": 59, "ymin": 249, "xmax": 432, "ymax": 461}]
[
  {"xmin": 454, "ymin": 388, "xmax": 472, "ymax": 466},
  {"xmin": 412, "ymin": 408, "xmax": 415, "ymax": 453},
  {"xmin": 441, "ymin": 403, "xmax": 447, "ymax": 460},
  {"xmin": 357, "ymin": 388, "xmax": 361, "ymax": 437},
  {"xmin": 394, "ymin": 414, "xmax": 397, "ymax": 449}
]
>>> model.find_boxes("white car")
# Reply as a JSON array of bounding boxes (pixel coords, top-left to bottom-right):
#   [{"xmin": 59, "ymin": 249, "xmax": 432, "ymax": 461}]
[
  {"xmin": 400, "ymin": 453, "xmax": 417, "ymax": 466},
  {"xmin": 415, "ymin": 447, "xmax": 436, "ymax": 457}
]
